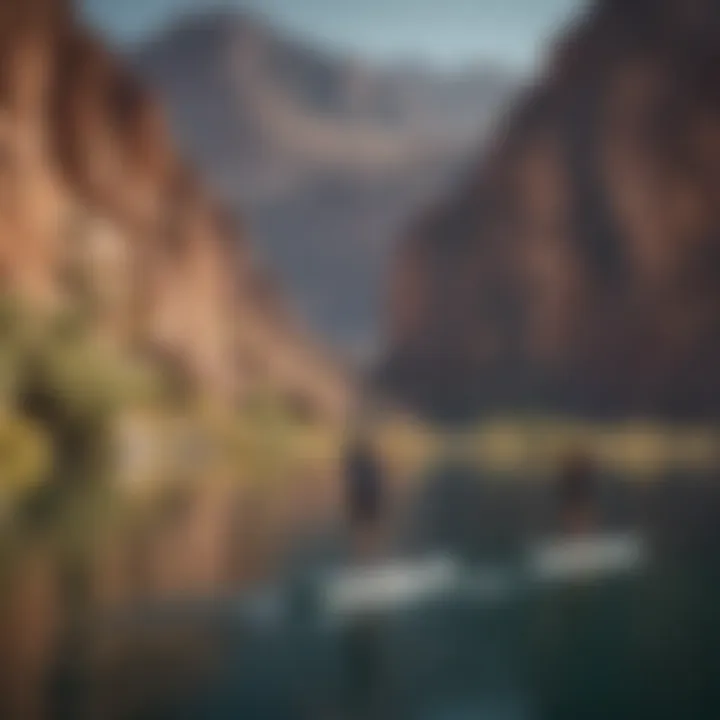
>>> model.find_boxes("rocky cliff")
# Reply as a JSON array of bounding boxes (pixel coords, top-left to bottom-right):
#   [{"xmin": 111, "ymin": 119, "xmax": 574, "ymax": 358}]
[
  {"xmin": 134, "ymin": 11, "xmax": 515, "ymax": 354},
  {"xmin": 385, "ymin": 0, "xmax": 720, "ymax": 420},
  {"xmin": 0, "ymin": 0, "xmax": 347, "ymax": 419}
]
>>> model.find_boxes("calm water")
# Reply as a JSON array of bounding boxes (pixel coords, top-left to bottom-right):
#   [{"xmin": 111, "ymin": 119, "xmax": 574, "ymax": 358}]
[{"xmin": 53, "ymin": 468, "xmax": 720, "ymax": 720}]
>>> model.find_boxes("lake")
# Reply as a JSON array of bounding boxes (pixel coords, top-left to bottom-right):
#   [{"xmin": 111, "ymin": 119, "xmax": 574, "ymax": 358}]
[{"xmin": 51, "ymin": 466, "xmax": 720, "ymax": 720}]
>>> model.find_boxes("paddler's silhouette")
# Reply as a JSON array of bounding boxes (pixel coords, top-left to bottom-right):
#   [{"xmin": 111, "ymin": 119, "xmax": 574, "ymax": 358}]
[
  {"xmin": 556, "ymin": 452, "xmax": 599, "ymax": 537},
  {"xmin": 343, "ymin": 434, "xmax": 386, "ymax": 560}
]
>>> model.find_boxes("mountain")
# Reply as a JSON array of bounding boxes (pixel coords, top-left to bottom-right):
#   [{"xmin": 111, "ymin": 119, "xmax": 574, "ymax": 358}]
[
  {"xmin": 0, "ymin": 0, "xmax": 347, "ymax": 419},
  {"xmin": 383, "ymin": 0, "xmax": 720, "ymax": 420},
  {"xmin": 133, "ymin": 11, "xmax": 516, "ymax": 356}
]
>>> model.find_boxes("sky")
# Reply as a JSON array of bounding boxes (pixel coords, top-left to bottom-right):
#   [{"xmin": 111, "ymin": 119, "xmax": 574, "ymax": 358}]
[{"xmin": 81, "ymin": 0, "xmax": 588, "ymax": 70}]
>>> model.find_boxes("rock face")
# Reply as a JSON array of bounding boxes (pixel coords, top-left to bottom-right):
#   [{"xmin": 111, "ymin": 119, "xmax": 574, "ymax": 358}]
[
  {"xmin": 0, "ymin": 0, "xmax": 347, "ymax": 418},
  {"xmin": 384, "ymin": 0, "xmax": 720, "ymax": 421},
  {"xmin": 134, "ymin": 11, "xmax": 515, "ymax": 355}
]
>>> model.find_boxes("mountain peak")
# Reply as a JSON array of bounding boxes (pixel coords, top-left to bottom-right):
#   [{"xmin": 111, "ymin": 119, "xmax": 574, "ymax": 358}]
[
  {"xmin": 134, "ymin": 8, "xmax": 515, "ymax": 355},
  {"xmin": 137, "ymin": 8, "xmax": 273, "ymax": 60}
]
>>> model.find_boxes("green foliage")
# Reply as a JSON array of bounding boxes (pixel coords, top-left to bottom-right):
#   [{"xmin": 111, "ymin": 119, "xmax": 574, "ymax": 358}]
[
  {"xmin": 0, "ymin": 414, "xmax": 51, "ymax": 499},
  {"xmin": 0, "ymin": 296, "xmax": 161, "ymax": 501}
]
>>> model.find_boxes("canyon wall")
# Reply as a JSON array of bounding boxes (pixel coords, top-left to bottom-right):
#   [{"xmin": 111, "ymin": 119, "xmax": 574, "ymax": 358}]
[
  {"xmin": 0, "ymin": 0, "xmax": 347, "ymax": 419},
  {"xmin": 385, "ymin": 0, "xmax": 720, "ymax": 420}
]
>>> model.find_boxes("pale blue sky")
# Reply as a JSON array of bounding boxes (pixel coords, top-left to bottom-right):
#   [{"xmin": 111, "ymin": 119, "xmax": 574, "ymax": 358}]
[{"xmin": 81, "ymin": 0, "xmax": 588, "ymax": 69}]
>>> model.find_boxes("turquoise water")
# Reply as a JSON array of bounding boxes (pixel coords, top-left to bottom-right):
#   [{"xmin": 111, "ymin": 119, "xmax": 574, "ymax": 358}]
[
  {"xmin": 55, "ymin": 470, "xmax": 720, "ymax": 719},
  {"xmin": 169, "ymin": 539, "xmax": 719, "ymax": 720}
]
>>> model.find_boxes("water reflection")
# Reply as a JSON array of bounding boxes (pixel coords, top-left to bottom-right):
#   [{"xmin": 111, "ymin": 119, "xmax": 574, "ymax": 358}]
[{"xmin": 44, "ymin": 455, "xmax": 720, "ymax": 720}]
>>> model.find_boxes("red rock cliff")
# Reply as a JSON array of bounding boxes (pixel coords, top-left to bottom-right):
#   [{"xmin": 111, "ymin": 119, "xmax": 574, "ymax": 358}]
[
  {"xmin": 385, "ymin": 0, "xmax": 720, "ymax": 420},
  {"xmin": 0, "ymin": 0, "xmax": 347, "ymax": 418}
]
